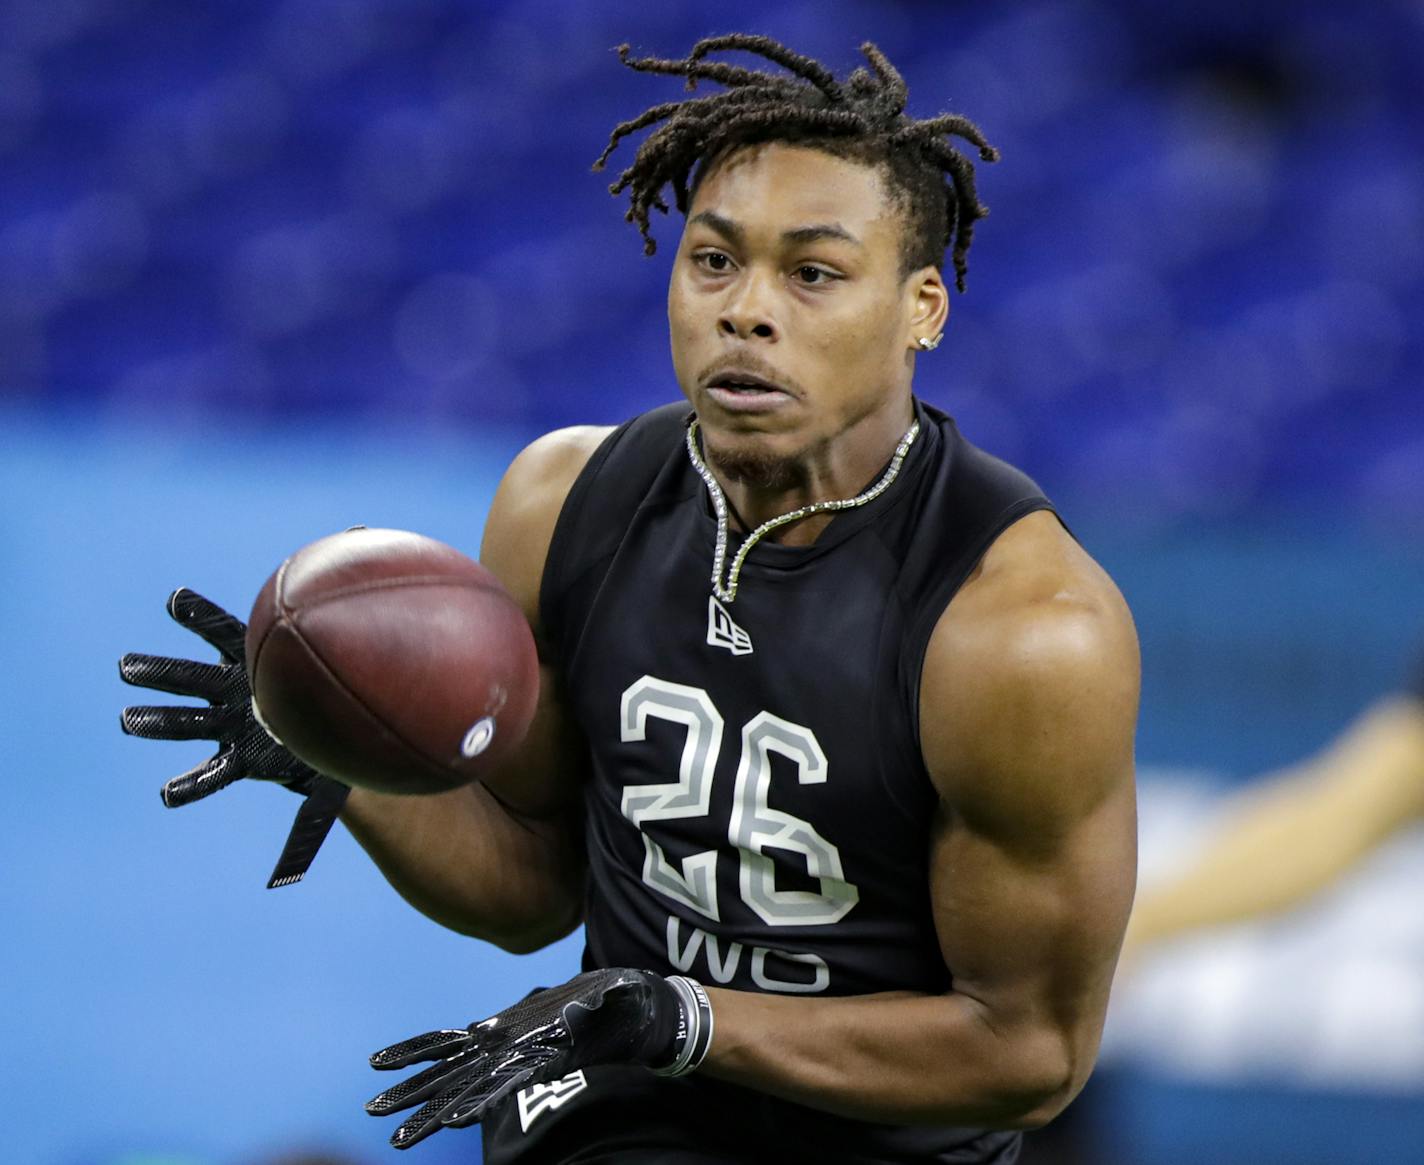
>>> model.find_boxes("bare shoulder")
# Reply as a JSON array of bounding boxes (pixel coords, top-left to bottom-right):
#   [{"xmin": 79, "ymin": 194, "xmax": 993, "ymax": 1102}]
[
  {"xmin": 479, "ymin": 425, "xmax": 614, "ymax": 629},
  {"xmin": 920, "ymin": 510, "xmax": 1140, "ymax": 843}
]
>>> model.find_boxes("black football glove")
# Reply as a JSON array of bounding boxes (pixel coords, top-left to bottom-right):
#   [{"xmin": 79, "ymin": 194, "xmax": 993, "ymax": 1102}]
[
  {"xmin": 120, "ymin": 587, "xmax": 348, "ymax": 886},
  {"xmin": 366, "ymin": 969, "xmax": 714, "ymax": 1149},
  {"xmin": 120, "ymin": 587, "xmax": 319, "ymax": 804}
]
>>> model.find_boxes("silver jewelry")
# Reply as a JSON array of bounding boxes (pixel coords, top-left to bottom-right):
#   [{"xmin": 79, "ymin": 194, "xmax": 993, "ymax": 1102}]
[
  {"xmin": 917, "ymin": 334, "xmax": 942, "ymax": 351},
  {"xmin": 685, "ymin": 416, "xmax": 921, "ymax": 604},
  {"xmin": 650, "ymin": 976, "xmax": 715, "ymax": 1077}
]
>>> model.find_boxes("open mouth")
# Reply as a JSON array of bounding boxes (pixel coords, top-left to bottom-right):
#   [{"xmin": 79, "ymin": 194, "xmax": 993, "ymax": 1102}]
[
  {"xmin": 700, "ymin": 363, "xmax": 795, "ymax": 410},
  {"xmin": 707, "ymin": 372, "xmax": 786, "ymax": 395}
]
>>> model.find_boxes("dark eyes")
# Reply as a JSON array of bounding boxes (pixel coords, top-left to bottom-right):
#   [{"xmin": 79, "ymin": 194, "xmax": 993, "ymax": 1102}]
[{"xmin": 692, "ymin": 251, "xmax": 839, "ymax": 286}]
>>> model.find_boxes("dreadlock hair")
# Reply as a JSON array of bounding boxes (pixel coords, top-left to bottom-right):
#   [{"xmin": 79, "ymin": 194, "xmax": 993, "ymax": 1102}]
[{"xmin": 593, "ymin": 35, "xmax": 1000, "ymax": 292}]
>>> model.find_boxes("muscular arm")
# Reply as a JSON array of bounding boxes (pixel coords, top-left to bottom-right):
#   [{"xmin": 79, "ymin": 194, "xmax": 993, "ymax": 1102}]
[
  {"xmin": 700, "ymin": 512, "xmax": 1140, "ymax": 1127},
  {"xmin": 339, "ymin": 426, "xmax": 613, "ymax": 953},
  {"xmin": 1123, "ymin": 694, "xmax": 1424, "ymax": 960}
]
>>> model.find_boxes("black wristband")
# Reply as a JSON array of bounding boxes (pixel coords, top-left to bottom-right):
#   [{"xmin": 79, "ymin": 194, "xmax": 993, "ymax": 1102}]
[{"xmin": 649, "ymin": 975, "xmax": 714, "ymax": 1078}]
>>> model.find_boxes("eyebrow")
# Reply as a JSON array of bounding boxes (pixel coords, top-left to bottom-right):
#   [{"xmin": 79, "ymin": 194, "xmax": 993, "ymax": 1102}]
[
  {"xmin": 783, "ymin": 223, "xmax": 862, "ymax": 248},
  {"xmin": 688, "ymin": 211, "xmax": 863, "ymax": 249}
]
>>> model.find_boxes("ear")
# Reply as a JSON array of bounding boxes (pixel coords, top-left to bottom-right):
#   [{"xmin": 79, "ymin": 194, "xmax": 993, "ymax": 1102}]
[{"xmin": 904, "ymin": 265, "xmax": 949, "ymax": 351}]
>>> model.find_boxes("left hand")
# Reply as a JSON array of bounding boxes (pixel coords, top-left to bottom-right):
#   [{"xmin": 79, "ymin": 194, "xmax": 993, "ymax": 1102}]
[{"xmin": 365, "ymin": 968, "xmax": 713, "ymax": 1149}]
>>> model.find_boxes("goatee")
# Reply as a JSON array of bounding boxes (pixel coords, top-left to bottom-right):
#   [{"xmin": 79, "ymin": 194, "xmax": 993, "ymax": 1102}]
[{"xmin": 701, "ymin": 433, "xmax": 808, "ymax": 493}]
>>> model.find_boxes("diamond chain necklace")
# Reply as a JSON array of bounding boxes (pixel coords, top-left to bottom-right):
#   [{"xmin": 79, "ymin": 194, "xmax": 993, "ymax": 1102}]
[{"xmin": 684, "ymin": 416, "xmax": 921, "ymax": 604}]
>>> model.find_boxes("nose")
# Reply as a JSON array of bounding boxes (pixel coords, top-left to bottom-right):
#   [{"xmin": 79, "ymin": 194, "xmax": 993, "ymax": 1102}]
[{"xmin": 718, "ymin": 270, "xmax": 778, "ymax": 342}]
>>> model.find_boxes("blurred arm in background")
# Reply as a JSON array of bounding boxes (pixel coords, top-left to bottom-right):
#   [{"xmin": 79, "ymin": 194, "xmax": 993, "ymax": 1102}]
[{"xmin": 1123, "ymin": 653, "xmax": 1424, "ymax": 962}]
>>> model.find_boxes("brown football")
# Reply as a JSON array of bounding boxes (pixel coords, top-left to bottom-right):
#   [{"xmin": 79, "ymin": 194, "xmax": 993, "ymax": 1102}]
[{"xmin": 245, "ymin": 527, "xmax": 538, "ymax": 795}]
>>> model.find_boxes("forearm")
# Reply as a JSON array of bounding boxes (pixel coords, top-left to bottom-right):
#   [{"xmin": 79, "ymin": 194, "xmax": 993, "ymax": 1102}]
[
  {"xmin": 341, "ymin": 782, "xmax": 585, "ymax": 952},
  {"xmin": 700, "ymin": 987, "xmax": 1082, "ymax": 1130}
]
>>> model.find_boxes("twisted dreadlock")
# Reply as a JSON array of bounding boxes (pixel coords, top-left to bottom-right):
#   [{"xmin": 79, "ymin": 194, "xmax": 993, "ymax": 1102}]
[{"xmin": 593, "ymin": 35, "xmax": 999, "ymax": 292}]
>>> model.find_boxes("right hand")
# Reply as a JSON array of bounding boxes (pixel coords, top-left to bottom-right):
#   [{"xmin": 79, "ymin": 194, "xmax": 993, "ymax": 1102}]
[
  {"xmin": 365, "ymin": 969, "xmax": 713, "ymax": 1149},
  {"xmin": 120, "ymin": 587, "xmax": 321, "ymax": 807}
]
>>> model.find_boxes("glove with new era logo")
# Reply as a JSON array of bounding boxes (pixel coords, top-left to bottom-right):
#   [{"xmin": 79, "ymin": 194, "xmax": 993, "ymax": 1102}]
[{"xmin": 366, "ymin": 968, "xmax": 714, "ymax": 1149}]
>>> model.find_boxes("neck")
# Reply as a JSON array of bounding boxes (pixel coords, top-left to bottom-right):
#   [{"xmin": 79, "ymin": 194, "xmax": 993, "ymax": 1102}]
[
  {"xmin": 686, "ymin": 407, "xmax": 921, "ymax": 605},
  {"xmin": 709, "ymin": 400, "xmax": 917, "ymax": 546}
]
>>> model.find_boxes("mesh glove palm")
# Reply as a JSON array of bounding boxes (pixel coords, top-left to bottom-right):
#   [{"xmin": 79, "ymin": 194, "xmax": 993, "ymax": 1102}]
[
  {"xmin": 120, "ymin": 587, "xmax": 319, "ymax": 804},
  {"xmin": 120, "ymin": 587, "xmax": 346, "ymax": 886}
]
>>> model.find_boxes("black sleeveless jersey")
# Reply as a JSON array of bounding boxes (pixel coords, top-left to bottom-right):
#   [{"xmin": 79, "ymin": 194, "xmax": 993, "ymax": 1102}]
[{"xmin": 536, "ymin": 399, "xmax": 1051, "ymax": 1161}]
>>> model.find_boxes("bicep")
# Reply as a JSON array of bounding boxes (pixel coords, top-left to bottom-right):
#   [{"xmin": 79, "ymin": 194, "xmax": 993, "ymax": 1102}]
[
  {"xmin": 922, "ymin": 558, "xmax": 1140, "ymax": 1082},
  {"xmin": 929, "ymin": 768, "xmax": 1136, "ymax": 1065},
  {"xmin": 473, "ymin": 426, "xmax": 612, "ymax": 817}
]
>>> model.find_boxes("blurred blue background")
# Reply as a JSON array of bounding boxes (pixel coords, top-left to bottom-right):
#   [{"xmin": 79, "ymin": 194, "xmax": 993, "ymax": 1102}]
[{"xmin": 4, "ymin": 1, "xmax": 1422, "ymax": 1162}]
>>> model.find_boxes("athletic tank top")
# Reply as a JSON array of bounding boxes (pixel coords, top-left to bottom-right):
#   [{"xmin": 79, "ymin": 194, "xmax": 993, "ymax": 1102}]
[
  {"xmin": 540, "ymin": 399, "xmax": 1054, "ymax": 998},
  {"xmin": 537, "ymin": 399, "xmax": 1051, "ymax": 1163}
]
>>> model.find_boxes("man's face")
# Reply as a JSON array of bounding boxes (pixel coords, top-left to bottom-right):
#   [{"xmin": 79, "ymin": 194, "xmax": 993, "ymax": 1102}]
[{"xmin": 667, "ymin": 143, "xmax": 941, "ymax": 490}]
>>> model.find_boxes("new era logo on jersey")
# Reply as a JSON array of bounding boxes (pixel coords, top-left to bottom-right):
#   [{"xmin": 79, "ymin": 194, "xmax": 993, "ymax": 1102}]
[
  {"xmin": 516, "ymin": 1070, "xmax": 589, "ymax": 1132},
  {"xmin": 706, "ymin": 595, "xmax": 753, "ymax": 655}
]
